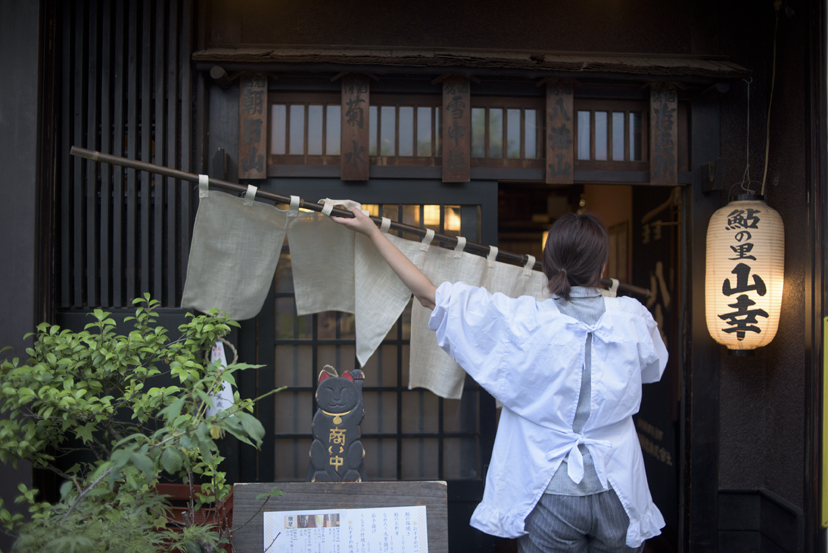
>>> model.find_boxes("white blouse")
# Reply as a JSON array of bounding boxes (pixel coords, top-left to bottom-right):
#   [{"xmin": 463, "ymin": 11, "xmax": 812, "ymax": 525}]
[{"xmin": 428, "ymin": 281, "xmax": 669, "ymax": 548}]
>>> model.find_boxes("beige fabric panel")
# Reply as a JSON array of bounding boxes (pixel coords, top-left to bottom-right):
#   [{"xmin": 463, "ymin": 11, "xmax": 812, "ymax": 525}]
[{"xmin": 181, "ymin": 181, "xmax": 290, "ymax": 321}]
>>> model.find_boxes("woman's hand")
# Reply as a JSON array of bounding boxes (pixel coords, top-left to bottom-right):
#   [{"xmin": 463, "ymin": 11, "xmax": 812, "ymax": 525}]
[
  {"xmin": 331, "ymin": 206, "xmax": 380, "ymax": 238},
  {"xmin": 330, "ymin": 205, "xmax": 436, "ymax": 308}
]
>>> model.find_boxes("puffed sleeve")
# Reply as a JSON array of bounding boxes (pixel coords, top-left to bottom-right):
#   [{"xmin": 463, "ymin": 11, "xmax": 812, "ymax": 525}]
[
  {"xmin": 636, "ymin": 301, "xmax": 669, "ymax": 384},
  {"xmin": 427, "ymin": 281, "xmax": 582, "ymax": 419}
]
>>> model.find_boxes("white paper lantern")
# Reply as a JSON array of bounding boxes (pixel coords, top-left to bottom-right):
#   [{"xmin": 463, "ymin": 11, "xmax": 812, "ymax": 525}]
[{"xmin": 705, "ymin": 195, "xmax": 784, "ymax": 353}]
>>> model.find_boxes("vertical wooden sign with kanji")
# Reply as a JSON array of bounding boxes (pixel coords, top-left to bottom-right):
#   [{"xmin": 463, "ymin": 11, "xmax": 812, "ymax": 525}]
[
  {"xmin": 238, "ymin": 74, "xmax": 268, "ymax": 180},
  {"xmin": 546, "ymin": 81, "xmax": 574, "ymax": 184},
  {"xmin": 441, "ymin": 77, "xmax": 471, "ymax": 183},
  {"xmin": 340, "ymin": 75, "xmax": 370, "ymax": 181},
  {"xmin": 650, "ymin": 84, "xmax": 678, "ymax": 186}
]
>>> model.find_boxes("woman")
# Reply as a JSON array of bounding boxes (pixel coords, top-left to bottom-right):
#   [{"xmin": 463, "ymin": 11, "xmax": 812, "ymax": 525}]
[{"xmin": 333, "ymin": 209, "xmax": 667, "ymax": 552}]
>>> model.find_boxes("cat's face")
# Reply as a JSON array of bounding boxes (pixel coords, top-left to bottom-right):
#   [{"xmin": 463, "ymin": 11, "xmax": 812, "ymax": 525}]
[{"xmin": 316, "ymin": 371, "xmax": 359, "ymax": 412}]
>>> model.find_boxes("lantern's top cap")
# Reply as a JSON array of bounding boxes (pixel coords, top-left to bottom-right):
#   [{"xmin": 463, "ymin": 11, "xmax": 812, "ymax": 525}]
[{"xmin": 733, "ymin": 194, "xmax": 765, "ymax": 202}]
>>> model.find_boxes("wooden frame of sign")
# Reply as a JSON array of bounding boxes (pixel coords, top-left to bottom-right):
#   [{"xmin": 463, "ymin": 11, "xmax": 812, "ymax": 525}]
[
  {"xmin": 231, "ymin": 481, "xmax": 448, "ymax": 552},
  {"xmin": 649, "ymin": 83, "xmax": 678, "ymax": 186},
  {"xmin": 238, "ymin": 73, "xmax": 268, "ymax": 179}
]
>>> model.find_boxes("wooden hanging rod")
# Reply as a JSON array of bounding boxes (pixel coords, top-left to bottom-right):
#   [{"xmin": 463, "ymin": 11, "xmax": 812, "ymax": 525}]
[{"xmin": 69, "ymin": 146, "xmax": 650, "ymax": 299}]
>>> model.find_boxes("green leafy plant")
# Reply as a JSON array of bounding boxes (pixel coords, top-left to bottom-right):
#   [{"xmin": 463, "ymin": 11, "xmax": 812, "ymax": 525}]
[{"xmin": 0, "ymin": 295, "xmax": 282, "ymax": 553}]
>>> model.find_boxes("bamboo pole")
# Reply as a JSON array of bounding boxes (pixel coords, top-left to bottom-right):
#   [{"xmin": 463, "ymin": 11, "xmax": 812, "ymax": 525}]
[{"xmin": 70, "ymin": 146, "xmax": 650, "ymax": 298}]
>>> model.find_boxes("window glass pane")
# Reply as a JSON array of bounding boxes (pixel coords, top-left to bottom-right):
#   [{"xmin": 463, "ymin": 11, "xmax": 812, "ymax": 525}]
[
  {"xmin": 471, "ymin": 108, "xmax": 485, "ymax": 158},
  {"xmin": 362, "ymin": 438, "xmax": 397, "ymax": 480},
  {"xmin": 275, "ymin": 391, "xmax": 312, "ymax": 434},
  {"xmin": 443, "ymin": 394, "xmax": 479, "ymax": 433},
  {"xmin": 275, "ymin": 297, "xmax": 312, "ymax": 340},
  {"xmin": 435, "ymin": 107, "xmax": 441, "ymax": 155},
  {"xmin": 444, "ymin": 206, "xmax": 461, "ymax": 235},
  {"xmin": 443, "ymin": 437, "xmax": 480, "ymax": 479},
  {"xmin": 488, "ymin": 108, "xmax": 503, "ymax": 158},
  {"xmin": 274, "ymin": 250, "xmax": 293, "ymax": 293},
  {"xmin": 289, "ymin": 104, "xmax": 305, "ymax": 154},
  {"xmin": 630, "ymin": 112, "xmax": 642, "ymax": 160},
  {"xmin": 506, "ymin": 109, "xmax": 521, "ymax": 158},
  {"xmin": 271, "ymin": 104, "xmax": 286, "ymax": 154},
  {"xmin": 274, "ymin": 438, "xmax": 311, "ymax": 481},
  {"xmin": 369, "ymin": 105, "xmax": 378, "ymax": 156},
  {"xmin": 401, "ymin": 439, "xmax": 439, "ymax": 479},
  {"xmin": 275, "ymin": 345, "xmax": 312, "ymax": 387},
  {"xmin": 595, "ymin": 111, "xmax": 608, "ymax": 160},
  {"xmin": 399, "ymin": 106, "xmax": 414, "ymax": 156},
  {"xmin": 401, "ymin": 204, "xmax": 420, "ymax": 227},
  {"xmin": 362, "ymin": 391, "xmax": 398, "ymax": 434},
  {"xmin": 612, "ymin": 112, "xmax": 625, "ymax": 161},
  {"xmin": 318, "ymin": 345, "xmax": 355, "ymax": 375},
  {"xmin": 525, "ymin": 109, "xmax": 537, "ymax": 158},
  {"xmin": 423, "ymin": 205, "xmax": 441, "ymax": 232},
  {"xmin": 402, "ymin": 391, "xmax": 439, "ymax": 433},
  {"xmin": 577, "ymin": 111, "xmax": 591, "ymax": 160},
  {"xmin": 417, "ymin": 107, "xmax": 432, "ymax": 156},
  {"xmin": 380, "ymin": 106, "xmax": 395, "ymax": 156},
  {"xmin": 307, "ymin": 105, "xmax": 323, "ymax": 155},
  {"xmin": 361, "ymin": 344, "xmax": 399, "ymax": 388},
  {"xmin": 326, "ymin": 105, "xmax": 341, "ymax": 155}
]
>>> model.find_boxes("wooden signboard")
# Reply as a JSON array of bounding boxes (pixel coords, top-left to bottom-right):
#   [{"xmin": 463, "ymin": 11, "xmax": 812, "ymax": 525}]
[
  {"xmin": 340, "ymin": 75, "xmax": 370, "ymax": 181},
  {"xmin": 238, "ymin": 74, "xmax": 268, "ymax": 180},
  {"xmin": 441, "ymin": 77, "xmax": 471, "ymax": 183},
  {"xmin": 545, "ymin": 81, "xmax": 574, "ymax": 184},
  {"xmin": 232, "ymin": 481, "xmax": 448, "ymax": 553},
  {"xmin": 649, "ymin": 84, "xmax": 678, "ymax": 186}
]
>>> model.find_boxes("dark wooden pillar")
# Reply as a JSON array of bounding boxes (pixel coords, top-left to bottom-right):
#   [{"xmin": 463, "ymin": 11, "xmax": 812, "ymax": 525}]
[
  {"xmin": 651, "ymin": 84, "xmax": 679, "ymax": 186},
  {"xmin": 683, "ymin": 95, "xmax": 722, "ymax": 552}
]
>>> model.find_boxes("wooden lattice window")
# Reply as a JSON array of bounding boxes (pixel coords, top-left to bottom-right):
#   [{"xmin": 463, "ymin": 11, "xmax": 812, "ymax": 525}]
[
  {"xmin": 469, "ymin": 97, "xmax": 543, "ymax": 167},
  {"xmin": 268, "ymin": 93, "xmax": 687, "ymax": 174},
  {"xmin": 269, "ymin": 93, "xmax": 341, "ymax": 166}
]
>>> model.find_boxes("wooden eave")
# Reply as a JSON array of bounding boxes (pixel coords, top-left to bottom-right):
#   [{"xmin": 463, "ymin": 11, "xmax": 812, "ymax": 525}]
[{"xmin": 192, "ymin": 46, "xmax": 750, "ymax": 80}]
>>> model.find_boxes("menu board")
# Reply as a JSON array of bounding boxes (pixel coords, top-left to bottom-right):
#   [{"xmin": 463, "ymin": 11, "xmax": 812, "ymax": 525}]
[{"xmin": 263, "ymin": 505, "xmax": 428, "ymax": 553}]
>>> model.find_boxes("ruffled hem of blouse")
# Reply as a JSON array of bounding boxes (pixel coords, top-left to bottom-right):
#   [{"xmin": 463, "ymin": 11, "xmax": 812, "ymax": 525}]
[
  {"xmin": 469, "ymin": 505, "xmax": 528, "ymax": 539},
  {"xmin": 625, "ymin": 503, "xmax": 666, "ymax": 548}
]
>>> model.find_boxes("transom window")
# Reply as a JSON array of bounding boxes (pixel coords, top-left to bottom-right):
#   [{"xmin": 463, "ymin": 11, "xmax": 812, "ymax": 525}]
[{"xmin": 267, "ymin": 94, "xmax": 676, "ymax": 172}]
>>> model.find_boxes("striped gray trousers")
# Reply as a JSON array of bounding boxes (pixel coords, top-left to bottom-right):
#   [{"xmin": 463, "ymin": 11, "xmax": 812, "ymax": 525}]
[{"xmin": 517, "ymin": 489, "xmax": 645, "ymax": 553}]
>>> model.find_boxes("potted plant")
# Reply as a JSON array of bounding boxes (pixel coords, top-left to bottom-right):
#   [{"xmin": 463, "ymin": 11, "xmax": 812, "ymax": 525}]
[{"xmin": 0, "ymin": 295, "xmax": 281, "ymax": 552}]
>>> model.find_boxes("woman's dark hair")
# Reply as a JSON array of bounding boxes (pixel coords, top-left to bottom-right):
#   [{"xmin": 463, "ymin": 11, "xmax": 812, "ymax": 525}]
[{"xmin": 542, "ymin": 212, "xmax": 609, "ymax": 300}]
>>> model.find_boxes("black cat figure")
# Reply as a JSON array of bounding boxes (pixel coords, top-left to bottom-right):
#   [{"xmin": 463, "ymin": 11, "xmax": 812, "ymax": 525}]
[{"xmin": 307, "ymin": 365, "xmax": 366, "ymax": 482}]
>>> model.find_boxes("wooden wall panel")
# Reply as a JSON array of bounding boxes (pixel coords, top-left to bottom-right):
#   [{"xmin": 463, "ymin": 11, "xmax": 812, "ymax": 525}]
[
  {"xmin": 441, "ymin": 77, "xmax": 471, "ymax": 183},
  {"xmin": 57, "ymin": 0, "xmax": 198, "ymax": 308}
]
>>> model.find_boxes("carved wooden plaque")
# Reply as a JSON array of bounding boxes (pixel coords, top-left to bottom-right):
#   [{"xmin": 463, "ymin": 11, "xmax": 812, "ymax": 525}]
[
  {"xmin": 545, "ymin": 81, "xmax": 574, "ymax": 184},
  {"xmin": 650, "ymin": 84, "xmax": 678, "ymax": 186},
  {"xmin": 340, "ymin": 75, "xmax": 370, "ymax": 181},
  {"xmin": 441, "ymin": 77, "xmax": 471, "ymax": 183},
  {"xmin": 238, "ymin": 73, "xmax": 267, "ymax": 179}
]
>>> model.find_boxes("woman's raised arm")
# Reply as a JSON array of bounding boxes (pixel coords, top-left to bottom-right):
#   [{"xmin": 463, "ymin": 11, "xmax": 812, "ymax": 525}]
[{"xmin": 331, "ymin": 207, "xmax": 437, "ymax": 309}]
